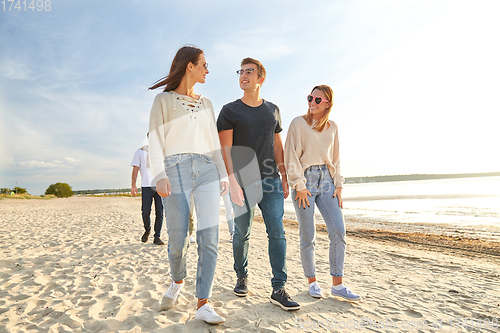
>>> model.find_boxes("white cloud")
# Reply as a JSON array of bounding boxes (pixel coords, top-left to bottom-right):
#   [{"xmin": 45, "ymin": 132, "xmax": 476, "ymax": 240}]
[
  {"xmin": 65, "ymin": 157, "xmax": 78, "ymax": 165},
  {"xmin": 0, "ymin": 156, "xmax": 15, "ymax": 168},
  {"xmin": 212, "ymin": 37, "xmax": 295, "ymax": 63},
  {"xmin": 0, "ymin": 58, "xmax": 33, "ymax": 81},
  {"xmin": 17, "ymin": 160, "xmax": 59, "ymax": 169},
  {"xmin": 12, "ymin": 158, "xmax": 79, "ymax": 170}
]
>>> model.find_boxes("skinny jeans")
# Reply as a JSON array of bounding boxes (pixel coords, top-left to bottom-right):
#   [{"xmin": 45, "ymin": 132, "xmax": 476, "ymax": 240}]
[{"xmin": 292, "ymin": 164, "xmax": 346, "ymax": 277}]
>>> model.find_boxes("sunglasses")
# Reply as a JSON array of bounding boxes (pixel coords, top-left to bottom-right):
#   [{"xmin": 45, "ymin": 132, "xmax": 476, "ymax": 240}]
[
  {"xmin": 307, "ymin": 95, "xmax": 330, "ymax": 105},
  {"xmin": 236, "ymin": 68, "xmax": 260, "ymax": 76}
]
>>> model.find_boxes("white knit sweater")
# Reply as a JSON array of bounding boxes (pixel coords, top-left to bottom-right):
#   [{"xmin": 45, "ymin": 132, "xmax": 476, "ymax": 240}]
[
  {"xmin": 284, "ymin": 116, "xmax": 344, "ymax": 191},
  {"xmin": 148, "ymin": 91, "xmax": 228, "ymax": 184}
]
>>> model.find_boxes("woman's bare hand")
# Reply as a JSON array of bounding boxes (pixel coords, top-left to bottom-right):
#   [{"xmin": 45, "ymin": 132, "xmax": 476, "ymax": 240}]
[
  {"xmin": 333, "ymin": 187, "xmax": 343, "ymax": 209},
  {"xmin": 156, "ymin": 178, "xmax": 171, "ymax": 197},
  {"xmin": 295, "ymin": 188, "xmax": 312, "ymax": 209}
]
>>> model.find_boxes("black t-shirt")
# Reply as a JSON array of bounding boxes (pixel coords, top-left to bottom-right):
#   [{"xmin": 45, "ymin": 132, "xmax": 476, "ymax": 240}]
[{"xmin": 217, "ymin": 99, "xmax": 282, "ymax": 180}]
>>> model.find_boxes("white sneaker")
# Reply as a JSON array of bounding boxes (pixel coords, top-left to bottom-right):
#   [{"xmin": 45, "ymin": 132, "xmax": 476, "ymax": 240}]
[
  {"xmin": 190, "ymin": 235, "xmax": 196, "ymax": 243},
  {"xmin": 331, "ymin": 285, "xmax": 361, "ymax": 302},
  {"xmin": 195, "ymin": 303, "xmax": 226, "ymax": 324},
  {"xmin": 159, "ymin": 281, "xmax": 184, "ymax": 311},
  {"xmin": 308, "ymin": 281, "xmax": 324, "ymax": 298}
]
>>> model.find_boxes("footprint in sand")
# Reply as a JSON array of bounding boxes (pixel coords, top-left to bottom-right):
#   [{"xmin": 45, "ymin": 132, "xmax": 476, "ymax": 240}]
[
  {"xmin": 77, "ymin": 295, "xmax": 97, "ymax": 307},
  {"xmin": 118, "ymin": 282, "xmax": 134, "ymax": 294},
  {"xmin": 404, "ymin": 308, "xmax": 424, "ymax": 318},
  {"xmin": 163, "ymin": 309, "xmax": 190, "ymax": 324},
  {"xmin": 10, "ymin": 293, "xmax": 30, "ymax": 302},
  {"xmin": 98, "ymin": 295, "xmax": 123, "ymax": 318}
]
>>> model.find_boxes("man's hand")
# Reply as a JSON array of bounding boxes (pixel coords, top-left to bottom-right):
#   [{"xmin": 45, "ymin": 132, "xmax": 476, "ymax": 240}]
[
  {"xmin": 295, "ymin": 188, "xmax": 312, "ymax": 208},
  {"xmin": 229, "ymin": 178, "xmax": 245, "ymax": 206},
  {"xmin": 220, "ymin": 181, "xmax": 229, "ymax": 196},
  {"xmin": 333, "ymin": 187, "xmax": 343, "ymax": 209},
  {"xmin": 156, "ymin": 178, "xmax": 171, "ymax": 198},
  {"xmin": 281, "ymin": 178, "xmax": 289, "ymax": 199},
  {"xmin": 131, "ymin": 185, "xmax": 138, "ymax": 196}
]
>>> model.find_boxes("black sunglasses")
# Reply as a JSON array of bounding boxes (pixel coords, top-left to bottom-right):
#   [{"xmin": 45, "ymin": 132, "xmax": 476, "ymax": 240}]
[{"xmin": 307, "ymin": 95, "xmax": 330, "ymax": 105}]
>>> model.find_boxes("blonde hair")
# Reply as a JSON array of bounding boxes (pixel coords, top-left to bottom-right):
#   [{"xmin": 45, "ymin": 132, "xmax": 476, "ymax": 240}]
[{"xmin": 303, "ymin": 85, "xmax": 334, "ymax": 132}]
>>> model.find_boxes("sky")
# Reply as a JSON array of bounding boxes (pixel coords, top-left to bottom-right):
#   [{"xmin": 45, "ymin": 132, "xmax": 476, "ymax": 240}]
[{"xmin": 1, "ymin": 0, "xmax": 500, "ymax": 195}]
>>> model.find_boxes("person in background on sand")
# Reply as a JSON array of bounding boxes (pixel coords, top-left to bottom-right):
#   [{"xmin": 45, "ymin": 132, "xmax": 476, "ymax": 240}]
[
  {"xmin": 222, "ymin": 192, "xmax": 235, "ymax": 242},
  {"xmin": 132, "ymin": 137, "xmax": 196, "ymax": 244},
  {"xmin": 217, "ymin": 57, "xmax": 300, "ymax": 311},
  {"xmin": 148, "ymin": 46, "xmax": 229, "ymax": 325},
  {"xmin": 131, "ymin": 135, "xmax": 165, "ymax": 245},
  {"xmin": 284, "ymin": 85, "xmax": 361, "ymax": 302}
]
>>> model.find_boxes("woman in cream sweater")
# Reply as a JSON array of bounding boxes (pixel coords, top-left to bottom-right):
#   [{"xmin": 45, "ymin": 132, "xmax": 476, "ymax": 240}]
[
  {"xmin": 148, "ymin": 46, "xmax": 228, "ymax": 324},
  {"xmin": 284, "ymin": 85, "xmax": 361, "ymax": 302}
]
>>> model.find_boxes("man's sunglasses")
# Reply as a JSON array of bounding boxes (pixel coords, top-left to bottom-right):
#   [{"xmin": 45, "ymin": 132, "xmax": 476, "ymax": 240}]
[
  {"xmin": 236, "ymin": 68, "xmax": 260, "ymax": 76},
  {"xmin": 307, "ymin": 95, "xmax": 330, "ymax": 105}
]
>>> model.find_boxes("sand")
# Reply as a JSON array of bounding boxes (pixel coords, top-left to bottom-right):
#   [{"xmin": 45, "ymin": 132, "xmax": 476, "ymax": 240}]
[{"xmin": 1, "ymin": 196, "xmax": 499, "ymax": 332}]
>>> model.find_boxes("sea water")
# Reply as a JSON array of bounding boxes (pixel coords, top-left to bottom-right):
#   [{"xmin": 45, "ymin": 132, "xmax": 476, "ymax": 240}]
[
  {"xmin": 340, "ymin": 176, "xmax": 500, "ymax": 227},
  {"xmin": 222, "ymin": 176, "xmax": 500, "ymax": 240},
  {"xmin": 280, "ymin": 176, "xmax": 500, "ymax": 241}
]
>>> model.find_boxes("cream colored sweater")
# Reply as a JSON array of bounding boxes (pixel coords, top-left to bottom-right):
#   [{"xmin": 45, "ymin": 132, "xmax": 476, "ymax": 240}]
[
  {"xmin": 148, "ymin": 91, "xmax": 228, "ymax": 185},
  {"xmin": 284, "ymin": 116, "xmax": 344, "ymax": 191}
]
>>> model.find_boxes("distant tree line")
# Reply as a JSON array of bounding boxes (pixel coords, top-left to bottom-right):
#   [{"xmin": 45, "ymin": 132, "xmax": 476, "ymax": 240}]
[
  {"xmin": 73, "ymin": 188, "xmax": 132, "ymax": 195},
  {"xmin": 0, "ymin": 187, "xmax": 28, "ymax": 194}
]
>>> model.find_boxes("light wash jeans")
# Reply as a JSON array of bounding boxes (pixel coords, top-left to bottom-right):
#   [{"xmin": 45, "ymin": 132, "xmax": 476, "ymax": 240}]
[
  {"xmin": 232, "ymin": 177, "xmax": 287, "ymax": 291},
  {"xmin": 292, "ymin": 165, "xmax": 346, "ymax": 278},
  {"xmin": 222, "ymin": 192, "xmax": 235, "ymax": 235},
  {"xmin": 162, "ymin": 153, "xmax": 220, "ymax": 299}
]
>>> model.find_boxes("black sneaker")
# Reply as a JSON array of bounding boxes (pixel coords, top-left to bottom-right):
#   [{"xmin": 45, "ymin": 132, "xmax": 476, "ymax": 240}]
[
  {"xmin": 141, "ymin": 230, "xmax": 151, "ymax": 243},
  {"xmin": 153, "ymin": 238, "xmax": 165, "ymax": 245},
  {"xmin": 270, "ymin": 289, "xmax": 300, "ymax": 311},
  {"xmin": 234, "ymin": 277, "xmax": 248, "ymax": 297}
]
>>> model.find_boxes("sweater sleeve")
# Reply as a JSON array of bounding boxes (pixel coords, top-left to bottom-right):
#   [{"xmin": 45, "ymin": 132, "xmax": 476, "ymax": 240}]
[
  {"xmin": 284, "ymin": 120, "xmax": 307, "ymax": 191},
  {"xmin": 148, "ymin": 93, "xmax": 168, "ymax": 185},
  {"xmin": 204, "ymin": 98, "xmax": 228, "ymax": 183},
  {"xmin": 332, "ymin": 127, "xmax": 344, "ymax": 188}
]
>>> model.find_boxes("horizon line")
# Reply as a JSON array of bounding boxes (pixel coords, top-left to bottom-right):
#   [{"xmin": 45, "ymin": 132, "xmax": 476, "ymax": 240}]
[{"xmin": 71, "ymin": 171, "xmax": 500, "ymax": 192}]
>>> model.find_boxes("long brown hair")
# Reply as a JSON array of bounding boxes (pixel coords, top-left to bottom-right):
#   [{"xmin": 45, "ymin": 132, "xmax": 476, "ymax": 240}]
[
  {"xmin": 303, "ymin": 85, "xmax": 334, "ymax": 132},
  {"xmin": 149, "ymin": 46, "xmax": 204, "ymax": 91}
]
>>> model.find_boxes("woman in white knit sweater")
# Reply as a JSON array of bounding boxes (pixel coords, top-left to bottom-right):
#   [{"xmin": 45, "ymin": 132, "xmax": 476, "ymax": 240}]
[
  {"xmin": 148, "ymin": 46, "xmax": 228, "ymax": 324},
  {"xmin": 284, "ymin": 85, "xmax": 361, "ymax": 302}
]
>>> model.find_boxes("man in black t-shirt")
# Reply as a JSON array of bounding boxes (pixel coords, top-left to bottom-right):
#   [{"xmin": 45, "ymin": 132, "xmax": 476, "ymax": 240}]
[{"xmin": 217, "ymin": 58, "xmax": 300, "ymax": 311}]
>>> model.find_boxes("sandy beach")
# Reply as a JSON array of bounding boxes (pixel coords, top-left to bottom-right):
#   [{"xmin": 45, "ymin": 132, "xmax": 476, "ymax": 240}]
[{"xmin": 1, "ymin": 196, "xmax": 499, "ymax": 332}]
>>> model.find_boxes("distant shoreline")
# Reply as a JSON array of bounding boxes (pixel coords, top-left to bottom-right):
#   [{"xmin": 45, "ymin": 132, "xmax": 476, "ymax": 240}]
[
  {"xmin": 72, "ymin": 171, "xmax": 500, "ymax": 194},
  {"xmin": 344, "ymin": 171, "xmax": 500, "ymax": 184}
]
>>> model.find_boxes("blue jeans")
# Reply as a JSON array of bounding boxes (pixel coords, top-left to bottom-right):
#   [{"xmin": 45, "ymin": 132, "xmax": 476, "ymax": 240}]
[
  {"xmin": 292, "ymin": 165, "xmax": 346, "ymax": 277},
  {"xmin": 232, "ymin": 177, "xmax": 287, "ymax": 291},
  {"xmin": 162, "ymin": 153, "xmax": 220, "ymax": 299},
  {"xmin": 141, "ymin": 186, "xmax": 164, "ymax": 239}
]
